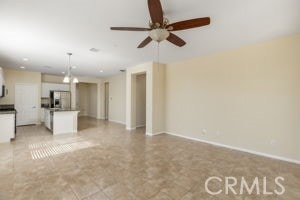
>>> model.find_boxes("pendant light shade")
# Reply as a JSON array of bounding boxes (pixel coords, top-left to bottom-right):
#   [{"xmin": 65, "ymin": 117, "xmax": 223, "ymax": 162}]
[
  {"xmin": 73, "ymin": 77, "xmax": 79, "ymax": 83},
  {"xmin": 63, "ymin": 53, "xmax": 79, "ymax": 84},
  {"xmin": 63, "ymin": 76, "xmax": 70, "ymax": 83}
]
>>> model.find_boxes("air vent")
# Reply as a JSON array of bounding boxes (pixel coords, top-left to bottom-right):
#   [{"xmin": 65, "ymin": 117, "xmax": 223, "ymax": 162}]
[{"xmin": 90, "ymin": 48, "xmax": 100, "ymax": 53}]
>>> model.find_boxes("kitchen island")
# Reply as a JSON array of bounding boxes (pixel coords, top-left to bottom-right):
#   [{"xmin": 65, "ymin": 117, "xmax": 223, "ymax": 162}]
[
  {"xmin": 0, "ymin": 110, "xmax": 16, "ymax": 143},
  {"xmin": 44, "ymin": 108, "xmax": 80, "ymax": 135},
  {"xmin": 0, "ymin": 105, "xmax": 16, "ymax": 143}
]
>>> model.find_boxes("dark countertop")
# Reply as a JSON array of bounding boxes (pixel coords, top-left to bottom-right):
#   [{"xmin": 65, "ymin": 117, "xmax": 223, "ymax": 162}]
[
  {"xmin": 45, "ymin": 108, "xmax": 80, "ymax": 112},
  {"xmin": 0, "ymin": 110, "xmax": 16, "ymax": 114}
]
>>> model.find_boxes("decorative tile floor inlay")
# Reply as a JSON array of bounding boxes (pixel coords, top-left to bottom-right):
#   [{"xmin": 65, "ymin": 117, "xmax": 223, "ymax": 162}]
[
  {"xmin": 0, "ymin": 116, "xmax": 299, "ymax": 200},
  {"xmin": 29, "ymin": 140, "xmax": 98, "ymax": 160}
]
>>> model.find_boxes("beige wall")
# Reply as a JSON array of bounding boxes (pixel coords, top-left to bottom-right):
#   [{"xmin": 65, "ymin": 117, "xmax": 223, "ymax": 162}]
[
  {"xmin": 136, "ymin": 74, "xmax": 146, "ymax": 127},
  {"xmin": 0, "ymin": 68, "xmax": 42, "ymax": 123},
  {"xmin": 102, "ymin": 73, "xmax": 126, "ymax": 124},
  {"xmin": 76, "ymin": 83, "xmax": 98, "ymax": 117},
  {"xmin": 74, "ymin": 77, "xmax": 102, "ymax": 119},
  {"xmin": 89, "ymin": 83, "xmax": 97, "ymax": 118},
  {"xmin": 126, "ymin": 62, "xmax": 165, "ymax": 134},
  {"xmin": 77, "ymin": 83, "xmax": 89, "ymax": 116},
  {"xmin": 41, "ymin": 74, "xmax": 64, "ymax": 83},
  {"xmin": 152, "ymin": 63, "xmax": 166, "ymax": 134},
  {"xmin": 165, "ymin": 34, "xmax": 300, "ymax": 161}
]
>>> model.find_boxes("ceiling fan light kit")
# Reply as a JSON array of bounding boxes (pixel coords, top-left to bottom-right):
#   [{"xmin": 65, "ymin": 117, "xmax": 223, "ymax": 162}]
[
  {"xmin": 110, "ymin": 0, "xmax": 211, "ymax": 48},
  {"xmin": 149, "ymin": 29, "xmax": 170, "ymax": 42}
]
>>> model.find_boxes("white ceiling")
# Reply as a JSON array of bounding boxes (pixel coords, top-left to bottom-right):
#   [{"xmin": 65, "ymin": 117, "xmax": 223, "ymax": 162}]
[{"xmin": 0, "ymin": 0, "xmax": 299, "ymax": 77}]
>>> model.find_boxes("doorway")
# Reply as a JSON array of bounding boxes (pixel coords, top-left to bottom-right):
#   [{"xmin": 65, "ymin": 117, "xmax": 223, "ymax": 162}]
[
  {"xmin": 76, "ymin": 83, "xmax": 98, "ymax": 118},
  {"xmin": 135, "ymin": 73, "xmax": 146, "ymax": 128},
  {"xmin": 104, "ymin": 82, "xmax": 109, "ymax": 120},
  {"xmin": 15, "ymin": 83, "xmax": 38, "ymax": 126}
]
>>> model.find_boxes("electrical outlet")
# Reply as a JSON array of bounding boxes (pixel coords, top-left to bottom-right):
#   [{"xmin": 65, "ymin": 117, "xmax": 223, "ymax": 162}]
[
  {"xmin": 216, "ymin": 131, "xmax": 222, "ymax": 136},
  {"xmin": 270, "ymin": 139, "xmax": 277, "ymax": 145},
  {"xmin": 202, "ymin": 129, "xmax": 207, "ymax": 135}
]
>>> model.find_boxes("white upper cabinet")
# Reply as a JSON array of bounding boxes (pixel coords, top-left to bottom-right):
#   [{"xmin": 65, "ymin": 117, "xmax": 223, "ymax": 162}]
[{"xmin": 42, "ymin": 83, "xmax": 70, "ymax": 97}]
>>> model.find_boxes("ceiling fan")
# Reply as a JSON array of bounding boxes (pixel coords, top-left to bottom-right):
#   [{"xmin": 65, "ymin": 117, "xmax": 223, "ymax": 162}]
[{"xmin": 111, "ymin": 0, "xmax": 210, "ymax": 48}]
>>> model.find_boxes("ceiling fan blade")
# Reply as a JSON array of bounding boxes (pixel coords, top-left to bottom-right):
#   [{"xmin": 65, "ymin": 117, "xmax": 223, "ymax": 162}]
[
  {"xmin": 111, "ymin": 27, "xmax": 150, "ymax": 31},
  {"xmin": 167, "ymin": 17, "xmax": 210, "ymax": 31},
  {"xmin": 148, "ymin": 0, "xmax": 164, "ymax": 25},
  {"xmin": 138, "ymin": 37, "xmax": 152, "ymax": 48},
  {"xmin": 167, "ymin": 33, "xmax": 186, "ymax": 47}
]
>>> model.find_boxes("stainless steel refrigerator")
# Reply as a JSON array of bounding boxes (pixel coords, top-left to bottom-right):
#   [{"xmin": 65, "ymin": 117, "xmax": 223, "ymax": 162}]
[{"xmin": 50, "ymin": 91, "xmax": 71, "ymax": 109}]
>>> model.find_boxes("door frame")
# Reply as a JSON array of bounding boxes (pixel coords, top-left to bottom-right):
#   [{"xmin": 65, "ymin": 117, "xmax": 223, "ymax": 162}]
[
  {"xmin": 15, "ymin": 83, "xmax": 39, "ymax": 126},
  {"xmin": 104, "ymin": 82, "xmax": 109, "ymax": 120}
]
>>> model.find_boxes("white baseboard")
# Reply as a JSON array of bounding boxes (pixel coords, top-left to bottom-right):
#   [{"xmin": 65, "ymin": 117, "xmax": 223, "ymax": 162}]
[
  {"xmin": 126, "ymin": 125, "xmax": 146, "ymax": 130},
  {"xmin": 146, "ymin": 132, "xmax": 164, "ymax": 136},
  {"xmin": 136, "ymin": 124, "xmax": 146, "ymax": 128},
  {"xmin": 165, "ymin": 131, "xmax": 300, "ymax": 165},
  {"xmin": 109, "ymin": 119, "xmax": 125, "ymax": 125},
  {"xmin": 88, "ymin": 114, "xmax": 97, "ymax": 119}
]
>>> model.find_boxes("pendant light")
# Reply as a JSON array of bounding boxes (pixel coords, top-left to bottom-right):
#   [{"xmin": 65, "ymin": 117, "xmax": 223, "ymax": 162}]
[{"xmin": 63, "ymin": 53, "xmax": 79, "ymax": 83}]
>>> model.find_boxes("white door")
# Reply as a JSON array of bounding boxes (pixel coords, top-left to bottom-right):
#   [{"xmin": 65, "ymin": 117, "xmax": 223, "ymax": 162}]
[{"xmin": 15, "ymin": 83, "xmax": 38, "ymax": 126}]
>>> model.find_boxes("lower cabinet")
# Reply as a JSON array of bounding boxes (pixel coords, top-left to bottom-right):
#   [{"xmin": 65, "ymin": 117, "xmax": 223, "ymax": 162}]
[
  {"xmin": 44, "ymin": 110, "xmax": 51, "ymax": 130},
  {"xmin": 0, "ymin": 114, "xmax": 14, "ymax": 143},
  {"xmin": 40, "ymin": 108, "xmax": 45, "ymax": 123}
]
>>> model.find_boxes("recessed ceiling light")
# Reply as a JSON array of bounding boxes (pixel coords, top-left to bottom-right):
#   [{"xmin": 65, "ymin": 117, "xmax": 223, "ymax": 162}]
[
  {"xmin": 20, "ymin": 66, "xmax": 25, "ymax": 69},
  {"xmin": 99, "ymin": 70, "xmax": 104, "ymax": 73},
  {"xmin": 90, "ymin": 48, "xmax": 100, "ymax": 52},
  {"xmin": 71, "ymin": 66, "xmax": 76, "ymax": 69},
  {"xmin": 23, "ymin": 58, "xmax": 29, "ymax": 61},
  {"xmin": 62, "ymin": 72, "xmax": 65, "ymax": 74}
]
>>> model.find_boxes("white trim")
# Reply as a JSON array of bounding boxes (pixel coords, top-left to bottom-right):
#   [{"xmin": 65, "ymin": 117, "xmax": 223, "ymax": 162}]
[
  {"xmin": 165, "ymin": 131, "xmax": 300, "ymax": 165},
  {"xmin": 109, "ymin": 119, "xmax": 125, "ymax": 125},
  {"xmin": 88, "ymin": 114, "xmax": 97, "ymax": 119},
  {"xmin": 146, "ymin": 132, "xmax": 164, "ymax": 136},
  {"xmin": 136, "ymin": 124, "xmax": 146, "ymax": 128},
  {"xmin": 126, "ymin": 125, "xmax": 146, "ymax": 130}
]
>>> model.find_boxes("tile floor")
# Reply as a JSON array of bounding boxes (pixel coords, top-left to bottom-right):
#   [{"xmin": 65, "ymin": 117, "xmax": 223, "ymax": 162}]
[{"xmin": 0, "ymin": 117, "xmax": 299, "ymax": 200}]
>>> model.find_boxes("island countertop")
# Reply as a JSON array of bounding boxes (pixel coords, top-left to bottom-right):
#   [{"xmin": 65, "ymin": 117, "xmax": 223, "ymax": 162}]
[
  {"xmin": 44, "ymin": 108, "xmax": 79, "ymax": 135},
  {"xmin": 45, "ymin": 108, "xmax": 80, "ymax": 112},
  {"xmin": 0, "ymin": 110, "xmax": 17, "ymax": 114}
]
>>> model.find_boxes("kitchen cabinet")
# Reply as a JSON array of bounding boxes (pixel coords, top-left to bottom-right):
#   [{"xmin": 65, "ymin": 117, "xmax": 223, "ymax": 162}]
[
  {"xmin": 0, "ymin": 113, "xmax": 14, "ymax": 143},
  {"xmin": 42, "ymin": 83, "xmax": 70, "ymax": 98},
  {"xmin": 44, "ymin": 109, "xmax": 51, "ymax": 130},
  {"xmin": 44, "ymin": 108, "xmax": 79, "ymax": 135},
  {"xmin": 40, "ymin": 108, "xmax": 45, "ymax": 123}
]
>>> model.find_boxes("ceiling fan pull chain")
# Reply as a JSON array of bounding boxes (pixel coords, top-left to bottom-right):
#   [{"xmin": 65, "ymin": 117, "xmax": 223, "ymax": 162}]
[
  {"xmin": 157, "ymin": 41, "xmax": 160, "ymax": 127},
  {"xmin": 157, "ymin": 41, "xmax": 160, "ymax": 73}
]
